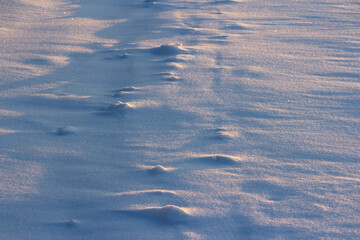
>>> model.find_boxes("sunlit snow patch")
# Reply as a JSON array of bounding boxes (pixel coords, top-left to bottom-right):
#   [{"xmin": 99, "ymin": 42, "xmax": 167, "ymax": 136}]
[
  {"xmin": 0, "ymin": 128, "xmax": 18, "ymax": 135},
  {"xmin": 0, "ymin": 156, "xmax": 42, "ymax": 201}
]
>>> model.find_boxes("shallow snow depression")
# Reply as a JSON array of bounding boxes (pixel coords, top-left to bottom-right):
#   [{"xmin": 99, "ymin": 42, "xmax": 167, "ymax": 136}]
[{"xmin": 0, "ymin": 0, "xmax": 359, "ymax": 239}]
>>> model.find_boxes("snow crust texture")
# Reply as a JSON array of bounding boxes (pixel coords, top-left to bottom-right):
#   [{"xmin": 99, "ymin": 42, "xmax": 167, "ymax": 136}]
[{"xmin": 0, "ymin": 0, "xmax": 359, "ymax": 239}]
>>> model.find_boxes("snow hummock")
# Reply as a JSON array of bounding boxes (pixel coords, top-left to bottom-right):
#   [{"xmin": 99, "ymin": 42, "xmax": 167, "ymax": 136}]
[
  {"xmin": 198, "ymin": 155, "xmax": 241, "ymax": 165},
  {"xmin": 123, "ymin": 205, "xmax": 192, "ymax": 224},
  {"xmin": 152, "ymin": 44, "xmax": 187, "ymax": 56},
  {"xmin": 66, "ymin": 219, "xmax": 79, "ymax": 228},
  {"xmin": 113, "ymin": 87, "xmax": 138, "ymax": 97},
  {"xmin": 103, "ymin": 101, "xmax": 132, "ymax": 114},
  {"xmin": 149, "ymin": 165, "xmax": 174, "ymax": 174}
]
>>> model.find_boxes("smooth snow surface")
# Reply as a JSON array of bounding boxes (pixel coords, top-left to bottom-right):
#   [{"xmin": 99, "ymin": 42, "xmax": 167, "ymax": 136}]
[{"xmin": 1, "ymin": 0, "xmax": 359, "ymax": 239}]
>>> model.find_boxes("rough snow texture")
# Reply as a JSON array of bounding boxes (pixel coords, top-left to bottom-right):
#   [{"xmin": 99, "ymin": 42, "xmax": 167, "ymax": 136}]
[{"xmin": 0, "ymin": 0, "xmax": 359, "ymax": 239}]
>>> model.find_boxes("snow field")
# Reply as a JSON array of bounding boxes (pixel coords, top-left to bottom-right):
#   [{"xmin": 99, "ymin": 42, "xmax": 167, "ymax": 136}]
[{"xmin": 0, "ymin": 0, "xmax": 359, "ymax": 239}]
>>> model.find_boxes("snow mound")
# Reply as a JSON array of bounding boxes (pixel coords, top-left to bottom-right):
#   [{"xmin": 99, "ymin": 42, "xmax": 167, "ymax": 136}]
[
  {"xmin": 55, "ymin": 126, "xmax": 77, "ymax": 136},
  {"xmin": 166, "ymin": 75, "xmax": 180, "ymax": 81},
  {"xmin": 199, "ymin": 155, "xmax": 240, "ymax": 165},
  {"xmin": 103, "ymin": 101, "xmax": 132, "ymax": 114},
  {"xmin": 65, "ymin": 219, "xmax": 78, "ymax": 228},
  {"xmin": 149, "ymin": 165, "xmax": 172, "ymax": 174},
  {"xmin": 116, "ymin": 86, "xmax": 138, "ymax": 92},
  {"xmin": 152, "ymin": 44, "xmax": 186, "ymax": 56},
  {"xmin": 213, "ymin": 128, "xmax": 238, "ymax": 139},
  {"xmin": 158, "ymin": 72, "xmax": 181, "ymax": 82},
  {"xmin": 128, "ymin": 205, "xmax": 191, "ymax": 224},
  {"xmin": 113, "ymin": 87, "xmax": 138, "ymax": 97}
]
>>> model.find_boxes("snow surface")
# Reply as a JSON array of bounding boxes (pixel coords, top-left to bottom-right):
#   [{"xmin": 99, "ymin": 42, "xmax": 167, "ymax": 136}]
[{"xmin": 0, "ymin": 0, "xmax": 359, "ymax": 239}]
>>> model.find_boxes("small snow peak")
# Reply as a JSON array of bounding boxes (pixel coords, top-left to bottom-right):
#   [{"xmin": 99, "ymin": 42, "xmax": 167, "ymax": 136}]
[
  {"xmin": 104, "ymin": 101, "xmax": 131, "ymax": 113},
  {"xmin": 152, "ymin": 44, "xmax": 186, "ymax": 56},
  {"xmin": 149, "ymin": 165, "xmax": 169, "ymax": 174}
]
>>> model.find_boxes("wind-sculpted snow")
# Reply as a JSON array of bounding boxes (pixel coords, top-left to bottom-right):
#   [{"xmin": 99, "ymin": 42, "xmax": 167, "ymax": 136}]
[
  {"xmin": 115, "ymin": 86, "xmax": 138, "ymax": 93},
  {"xmin": 103, "ymin": 101, "xmax": 132, "ymax": 114},
  {"xmin": 152, "ymin": 44, "xmax": 187, "ymax": 56},
  {"xmin": 120, "ymin": 205, "xmax": 193, "ymax": 224},
  {"xmin": 0, "ymin": 0, "xmax": 359, "ymax": 239},
  {"xmin": 149, "ymin": 165, "xmax": 174, "ymax": 174},
  {"xmin": 212, "ymin": 127, "xmax": 239, "ymax": 140},
  {"xmin": 197, "ymin": 154, "xmax": 241, "ymax": 165},
  {"xmin": 65, "ymin": 219, "xmax": 79, "ymax": 228}
]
